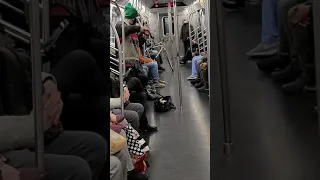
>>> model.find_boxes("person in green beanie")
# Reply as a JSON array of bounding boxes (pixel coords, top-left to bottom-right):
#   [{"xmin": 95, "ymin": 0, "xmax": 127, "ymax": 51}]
[{"xmin": 115, "ymin": 3, "xmax": 166, "ymax": 88}]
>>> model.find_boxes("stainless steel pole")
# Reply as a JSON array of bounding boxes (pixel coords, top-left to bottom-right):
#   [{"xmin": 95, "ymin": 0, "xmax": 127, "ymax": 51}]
[
  {"xmin": 42, "ymin": 0, "xmax": 50, "ymax": 72},
  {"xmin": 173, "ymin": 0, "xmax": 182, "ymax": 109},
  {"xmin": 168, "ymin": 1, "xmax": 174, "ymax": 73},
  {"xmin": 111, "ymin": 1, "xmax": 125, "ymax": 115},
  {"xmin": 312, "ymin": 0, "xmax": 320, "ymax": 138},
  {"xmin": 29, "ymin": 0, "xmax": 44, "ymax": 170},
  {"xmin": 208, "ymin": 0, "xmax": 234, "ymax": 154},
  {"xmin": 188, "ymin": 12, "xmax": 193, "ymax": 53}
]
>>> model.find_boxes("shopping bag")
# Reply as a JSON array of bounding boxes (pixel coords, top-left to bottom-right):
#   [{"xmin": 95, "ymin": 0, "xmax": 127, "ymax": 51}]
[
  {"xmin": 123, "ymin": 124, "xmax": 149, "ymax": 173},
  {"xmin": 110, "ymin": 129, "xmax": 127, "ymax": 155}
]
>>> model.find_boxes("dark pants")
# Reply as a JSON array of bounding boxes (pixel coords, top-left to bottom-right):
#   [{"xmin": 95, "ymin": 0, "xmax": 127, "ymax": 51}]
[
  {"xmin": 50, "ymin": 50, "xmax": 110, "ymax": 140},
  {"xmin": 181, "ymin": 49, "xmax": 193, "ymax": 63},
  {"xmin": 4, "ymin": 131, "xmax": 107, "ymax": 180},
  {"xmin": 184, "ymin": 40, "xmax": 190, "ymax": 55}
]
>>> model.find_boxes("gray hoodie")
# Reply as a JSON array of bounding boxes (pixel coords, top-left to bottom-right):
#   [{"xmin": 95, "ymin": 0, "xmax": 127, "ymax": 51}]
[{"xmin": 0, "ymin": 72, "xmax": 56, "ymax": 153}]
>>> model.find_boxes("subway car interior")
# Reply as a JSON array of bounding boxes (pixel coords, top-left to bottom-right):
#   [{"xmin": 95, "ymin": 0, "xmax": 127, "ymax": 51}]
[{"xmin": 1, "ymin": 0, "xmax": 320, "ymax": 179}]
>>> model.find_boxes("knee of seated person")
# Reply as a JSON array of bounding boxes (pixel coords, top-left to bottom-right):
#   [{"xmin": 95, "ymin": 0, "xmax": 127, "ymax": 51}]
[
  {"xmin": 135, "ymin": 103, "xmax": 144, "ymax": 114},
  {"xmin": 77, "ymin": 131, "xmax": 107, "ymax": 162},
  {"xmin": 110, "ymin": 156, "xmax": 122, "ymax": 178},
  {"xmin": 56, "ymin": 156, "xmax": 92, "ymax": 180}
]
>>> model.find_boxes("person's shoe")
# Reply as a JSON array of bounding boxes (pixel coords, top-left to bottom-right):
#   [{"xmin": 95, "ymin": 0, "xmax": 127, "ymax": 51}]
[
  {"xmin": 180, "ymin": 60, "xmax": 186, "ymax": 64},
  {"xmin": 271, "ymin": 64, "xmax": 300, "ymax": 83},
  {"xmin": 154, "ymin": 82, "xmax": 166, "ymax": 88},
  {"xmin": 282, "ymin": 75, "xmax": 314, "ymax": 93},
  {"xmin": 146, "ymin": 90, "xmax": 158, "ymax": 101},
  {"xmin": 256, "ymin": 55, "xmax": 290, "ymax": 73},
  {"xmin": 158, "ymin": 66, "xmax": 165, "ymax": 71},
  {"xmin": 198, "ymin": 86, "xmax": 206, "ymax": 91},
  {"xmin": 128, "ymin": 169, "xmax": 148, "ymax": 180},
  {"xmin": 140, "ymin": 124, "xmax": 158, "ymax": 133},
  {"xmin": 159, "ymin": 80, "xmax": 166, "ymax": 84},
  {"xmin": 195, "ymin": 82, "xmax": 204, "ymax": 88},
  {"xmin": 246, "ymin": 43, "xmax": 277, "ymax": 57},
  {"xmin": 187, "ymin": 75, "xmax": 197, "ymax": 80}
]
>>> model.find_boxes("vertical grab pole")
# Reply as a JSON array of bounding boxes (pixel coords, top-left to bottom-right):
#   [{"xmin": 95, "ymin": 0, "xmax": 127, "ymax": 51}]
[
  {"xmin": 173, "ymin": 0, "xmax": 183, "ymax": 109},
  {"xmin": 111, "ymin": 1, "xmax": 125, "ymax": 115},
  {"xmin": 42, "ymin": 0, "xmax": 50, "ymax": 44},
  {"xmin": 209, "ymin": 0, "xmax": 234, "ymax": 153},
  {"xmin": 30, "ymin": 0, "xmax": 44, "ymax": 170},
  {"xmin": 188, "ymin": 11, "xmax": 193, "ymax": 53},
  {"xmin": 42, "ymin": 0, "xmax": 50, "ymax": 72},
  {"xmin": 313, "ymin": 0, "xmax": 320, "ymax": 137},
  {"xmin": 168, "ymin": 1, "xmax": 174, "ymax": 73},
  {"xmin": 200, "ymin": 9, "xmax": 205, "ymax": 53}
]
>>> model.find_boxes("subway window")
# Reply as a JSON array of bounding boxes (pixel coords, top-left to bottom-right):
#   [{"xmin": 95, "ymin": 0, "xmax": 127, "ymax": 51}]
[{"xmin": 162, "ymin": 16, "xmax": 174, "ymax": 36}]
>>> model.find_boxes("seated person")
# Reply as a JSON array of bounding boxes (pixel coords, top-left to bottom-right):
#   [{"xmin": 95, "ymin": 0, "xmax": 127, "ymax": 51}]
[
  {"xmin": 110, "ymin": 113, "xmax": 148, "ymax": 180},
  {"xmin": 257, "ymin": 0, "xmax": 313, "ymax": 93},
  {"xmin": 193, "ymin": 57, "xmax": 209, "ymax": 91},
  {"xmin": 0, "ymin": 73, "xmax": 107, "ymax": 180},
  {"xmin": 115, "ymin": 3, "xmax": 165, "ymax": 88},
  {"xmin": 180, "ymin": 40, "xmax": 199, "ymax": 64},
  {"xmin": 246, "ymin": 0, "xmax": 278, "ymax": 57},
  {"xmin": 110, "ymin": 86, "xmax": 158, "ymax": 133},
  {"xmin": 139, "ymin": 33, "xmax": 165, "ymax": 71},
  {"xmin": 187, "ymin": 51, "xmax": 207, "ymax": 80},
  {"xmin": 199, "ymin": 61, "xmax": 209, "ymax": 91}
]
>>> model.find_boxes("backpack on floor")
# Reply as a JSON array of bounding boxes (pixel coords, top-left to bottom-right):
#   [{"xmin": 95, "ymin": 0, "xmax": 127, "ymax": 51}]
[
  {"xmin": 0, "ymin": 47, "xmax": 33, "ymax": 115},
  {"xmin": 154, "ymin": 94, "xmax": 176, "ymax": 112}
]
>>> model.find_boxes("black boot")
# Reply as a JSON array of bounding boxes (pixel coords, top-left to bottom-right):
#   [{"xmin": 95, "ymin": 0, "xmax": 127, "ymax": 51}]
[
  {"xmin": 140, "ymin": 124, "xmax": 158, "ymax": 132},
  {"xmin": 256, "ymin": 55, "xmax": 291, "ymax": 73},
  {"xmin": 271, "ymin": 60, "xmax": 301, "ymax": 82},
  {"xmin": 282, "ymin": 74, "xmax": 315, "ymax": 93},
  {"xmin": 195, "ymin": 82, "xmax": 204, "ymax": 88},
  {"xmin": 128, "ymin": 170, "xmax": 148, "ymax": 180},
  {"xmin": 146, "ymin": 89, "xmax": 158, "ymax": 101},
  {"xmin": 139, "ymin": 115, "xmax": 158, "ymax": 132}
]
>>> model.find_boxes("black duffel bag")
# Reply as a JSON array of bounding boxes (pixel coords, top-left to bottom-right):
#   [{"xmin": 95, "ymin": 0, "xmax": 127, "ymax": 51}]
[{"xmin": 154, "ymin": 94, "xmax": 176, "ymax": 112}]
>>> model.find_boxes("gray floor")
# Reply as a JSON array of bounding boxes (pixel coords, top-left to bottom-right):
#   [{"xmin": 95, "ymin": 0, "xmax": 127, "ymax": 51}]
[{"xmin": 144, "ymin": 5, "xmax": 320, "ymax": 180}]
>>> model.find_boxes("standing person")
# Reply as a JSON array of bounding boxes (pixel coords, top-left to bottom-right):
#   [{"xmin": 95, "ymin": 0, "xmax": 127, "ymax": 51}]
[{"xmin": 180, "ymin": 19, "xmax": 193, "ymax": 55}]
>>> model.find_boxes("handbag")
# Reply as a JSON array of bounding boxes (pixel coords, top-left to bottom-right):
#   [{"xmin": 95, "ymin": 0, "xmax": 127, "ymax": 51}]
[
  {"xmin": 123, "ymin": 124, "xmax": 149, "ymax": 173},
  {"xmin": 154, "ymin": 93, "xmax": 176, "ymax": 112},
  {"xmin": 110, "ymin": 129, "xmax": 127, "ymax": 155}
]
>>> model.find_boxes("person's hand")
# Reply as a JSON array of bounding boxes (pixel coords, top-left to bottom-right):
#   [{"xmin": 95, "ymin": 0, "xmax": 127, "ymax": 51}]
[
  {"xmin": 43, "ymin": 80, "xmax": 63, "ymax": 126},
  {"xmin": 110, "ymin": 112, "xmax": 117, "ymax": 122},
  {"xmin": 123, "ymin": 87, "xmax": 130, "ymax": 102},
  {"xmin": 201, "ymin": 62, "xmax": 208, "ymax": 70},
  {"xmin": 192, "ymin": 40, "xmax": 196, "ymax": 44},
  {"xmin": 200, "ymin": 52, "xmax": 206, "ymax": 56},
  {"xmin": 192, "ymin": 52, "xmax": 196, "ymax": 57},
  {"xmin": 141, "ymin": 26, "xmax": 150, "ymax": 33},
  {"xmin": 288, "ymin": 4, "xmax": 311, "ymax": 26},
  {"xmin": 0, "ymin": 164, "xmax": 20, "ymax": 180}
]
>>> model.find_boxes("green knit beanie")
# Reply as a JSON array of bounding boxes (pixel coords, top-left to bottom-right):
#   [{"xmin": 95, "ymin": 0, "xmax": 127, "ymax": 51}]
[{"xmin": 124, "ymin": 3, "xmax": 138, "ymax": 19}]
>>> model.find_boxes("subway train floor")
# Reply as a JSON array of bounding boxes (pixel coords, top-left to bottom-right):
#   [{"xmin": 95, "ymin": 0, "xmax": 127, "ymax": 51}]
[
  {"xmin": 141, "ymin": 57, "xmax": 210, "ymax": 178},
  {"xmin": 212, "ymin": 5, "xmax": 320, "ymax": 180}
]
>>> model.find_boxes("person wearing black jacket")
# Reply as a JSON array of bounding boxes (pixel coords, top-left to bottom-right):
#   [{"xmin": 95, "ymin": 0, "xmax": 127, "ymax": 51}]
[{"xmin": 180, "ymin": 20, "xmax": 193, "ymax": 55}]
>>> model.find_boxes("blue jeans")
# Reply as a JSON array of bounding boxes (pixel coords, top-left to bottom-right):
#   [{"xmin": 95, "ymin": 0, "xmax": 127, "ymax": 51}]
[
  {"xmin": 261, "ymin": 0, "xmax": 278, "ymax": 44},
  {"xmin": 143, "ymin": 61, "xmax": 159, "ymax": 82},
  {"xmin": 191, "ymin": 56, "xmax": 203, "ymax": 76}
]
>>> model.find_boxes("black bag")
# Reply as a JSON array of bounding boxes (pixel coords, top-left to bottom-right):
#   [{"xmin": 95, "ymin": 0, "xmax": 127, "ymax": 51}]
[
  {"xmin": 0, "ymin": 47, "xmax": 33, "ymax": 115},
  {"xmin": 154, "ymin": 94, "xmax": 176, "ymax": 112}
]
